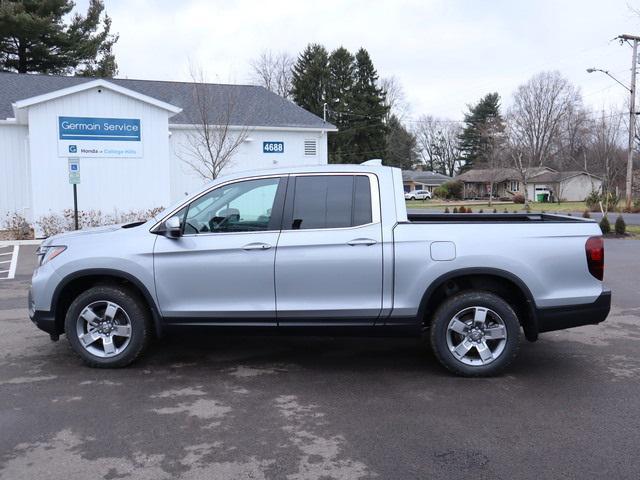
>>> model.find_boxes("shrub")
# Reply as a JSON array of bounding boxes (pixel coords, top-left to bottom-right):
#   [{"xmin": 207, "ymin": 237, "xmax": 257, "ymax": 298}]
[
  {"xmin": 444, "ymin": 207, "xmax": 450, "ymax": 213},
  {"xmin": 36, "ymin": 207, "xmax": 164, "ymax": 238},
  {"xmin": 466, "ymin": 208, "xmax": 473, "ymax": 213},
  {"xmin": 582, "ymin": 210, "xmax": 591, "ymax": 218},
  {"xmin": 435, "ymin": 180, "xmax": 464, "ymax": 200},
  {"xmin": 2, "ymin": 212, "xmax": 31, "ymax": 240},
  {"xmin": 479, "ymin": 209, "xmax": 483, "ymax": 213},
  {"xmin": 503, "ymin": 209, "xmax": 508, "ymax": 213},
  {"xmin": 493, "ymin": 208, "xmax": 497, "ymax": 213},
  {"xmin": 586, "ymin": 191, "xmax": 619, "ymax": 212},
  {"xmin": 599, "ymin": 216, "xmax": 611, "ymax": 234},
  {"xmin": 513, "ymin": 193, "xmax": 525, "ymax": 204},
  {"xmin": 458, "ymin": 206, "xmax": 466, "ymax": 213},
  {"xmin": 615, "ymin": 215, "xmax": 626, "ymax": 235},
  {"xmin": 452, "ymin": 207, "xmax": 458, "ymax": 213}
]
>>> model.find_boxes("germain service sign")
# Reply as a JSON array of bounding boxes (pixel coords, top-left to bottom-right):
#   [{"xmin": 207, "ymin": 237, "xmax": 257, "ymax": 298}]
[{"xmin": 57, "ymin": 116, "xmax": 143, "ymax": 158}]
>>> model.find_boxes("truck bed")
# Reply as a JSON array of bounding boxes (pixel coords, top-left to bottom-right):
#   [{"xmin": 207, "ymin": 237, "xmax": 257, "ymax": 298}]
[{"xmin": 406, "ymin": 212, "xmax": 589, "ymax": 223}]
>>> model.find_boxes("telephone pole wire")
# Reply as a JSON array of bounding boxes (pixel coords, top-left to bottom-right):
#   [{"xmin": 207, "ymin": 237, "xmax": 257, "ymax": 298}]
[{"xmin": 618, "ymin": 34, "xmax": 640, "ymax": 211}]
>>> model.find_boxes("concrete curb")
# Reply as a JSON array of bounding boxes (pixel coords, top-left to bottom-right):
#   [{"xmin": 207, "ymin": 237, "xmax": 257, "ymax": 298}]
[{"xmin": 0, "ymin": 239, "xmax": 43, "ymax": 247}]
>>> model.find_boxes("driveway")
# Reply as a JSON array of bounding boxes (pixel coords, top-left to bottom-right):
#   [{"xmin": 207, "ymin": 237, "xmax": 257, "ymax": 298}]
[{"xmin": 0, "ymin": 241, "xmax": 639, "ymax": 479}]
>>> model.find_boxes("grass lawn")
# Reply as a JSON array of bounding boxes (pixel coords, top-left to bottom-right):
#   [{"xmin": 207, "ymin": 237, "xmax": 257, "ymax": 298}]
[
  {"xmin": 406, "ymin": 200, "xmax": 589, "ymax": 213},
  {"xmin": 626, "ymin": 225, "xmax": 640, "ymax": 237}
]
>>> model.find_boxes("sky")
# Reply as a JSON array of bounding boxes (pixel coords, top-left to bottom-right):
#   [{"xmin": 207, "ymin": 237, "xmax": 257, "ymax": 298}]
[{"xmin": 94, "ymin": 0, "xmax": 640, "ymax": 121}]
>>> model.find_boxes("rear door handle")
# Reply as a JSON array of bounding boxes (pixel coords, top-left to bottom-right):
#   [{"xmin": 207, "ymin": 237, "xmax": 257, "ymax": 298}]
[
  {"xmin": 242, "ymin": 242, "xmax": 272, "ymax": 251},
  {"xmin": 347, "ymin": 238, "xmax": 377, "ymax": 246}
]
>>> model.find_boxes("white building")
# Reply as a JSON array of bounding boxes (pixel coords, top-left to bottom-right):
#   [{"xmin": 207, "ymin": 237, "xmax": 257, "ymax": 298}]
[{"xmin": 0, "ymin": 72, "xmax": 336, "ymax": 227}]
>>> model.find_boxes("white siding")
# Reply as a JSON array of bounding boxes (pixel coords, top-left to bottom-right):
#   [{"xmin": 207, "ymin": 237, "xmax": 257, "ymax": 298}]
[
  {"xmin": 560, "ymin": 174, "xmax": 601, "ymax": 201},
  {"xmin": 26, "ymin": 87, "xmax": 172, "ymax": 226},
  {"xmin": 169, "ymin": 128, "xmax": 327, "ymax": 199},
  {"xmin": 0, "ymin": 124, "xmax": 31, "ymax": 219}
]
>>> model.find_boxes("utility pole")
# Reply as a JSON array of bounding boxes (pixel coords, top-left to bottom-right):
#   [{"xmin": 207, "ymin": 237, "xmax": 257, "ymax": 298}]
[{"xmin": 618, "ymin": 34, "xmax": 640, "ymax": 211}]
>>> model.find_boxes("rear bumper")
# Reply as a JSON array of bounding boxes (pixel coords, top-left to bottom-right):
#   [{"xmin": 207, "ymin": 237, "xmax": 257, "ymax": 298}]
[{"xmin": 536, "ymin": 290, "xmax": 611, "ymax": 333}]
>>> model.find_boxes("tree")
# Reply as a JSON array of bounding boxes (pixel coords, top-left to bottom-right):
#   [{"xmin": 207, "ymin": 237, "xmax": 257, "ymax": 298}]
[
  {"xmin": 249, "ymin": 50, "xmax": 294, "ymax": 98},
  {"xmin": 0, "ymin": 0, "xmax": 118, "ymax": 76},
  {"xmin": 291, "ymin": 43, "xmax": 329, "ymax": 118},
  {"xmin": 458, "ymin": 93, "xmax": 504, "ymax": 170},
  {"xmin": 381, "ymin": 76, "xmax": 409, "ymax": 123},
  {"xmin": 326, "ymin": 46, "xmax": 355, "ymax": 163},
  {"xmin": 506, "ymin": 71, "xmax": 582, "ymax": 206},
  {"xmin": 414, "ymin": 116, "xmax": 462, "ymax": 176},
  {"xmin": 478, "ymin": 116, "xmax": 507, "ymax": 206},
  {"xmin": 349, "ymin": 48, "xmax": 388, "ymax": 163},
  {"xmin": 178, "ymin": 67, "xmax": 250, "ymax": 181},
  {"xmin": 384, "ymin": 115, "xmax": 417, "ymax": 169}
]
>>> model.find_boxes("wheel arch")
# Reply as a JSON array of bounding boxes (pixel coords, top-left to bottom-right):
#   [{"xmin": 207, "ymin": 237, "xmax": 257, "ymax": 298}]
[
  {"xmin": 51, "ymin": 269, "xmax": 162, "ymax": 337},
  {"xmin": 417, "ymin": 267, "xmax": 539, "ymax": 341}
]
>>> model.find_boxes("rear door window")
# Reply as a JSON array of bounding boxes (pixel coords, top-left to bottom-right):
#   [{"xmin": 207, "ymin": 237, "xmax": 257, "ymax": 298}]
[{"xmin": 286, "ymin": 175, "xmax": 373, "ymax": 230}]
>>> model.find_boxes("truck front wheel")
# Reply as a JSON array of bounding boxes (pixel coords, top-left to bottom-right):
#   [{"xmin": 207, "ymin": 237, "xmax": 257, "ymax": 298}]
[
  {"xmin": 65, "ymin": 285, "xmax": 151, "ymax": 368},
  {"xmin": 429, "ymin": 291, "xmax": 520, "ymax": 377}
]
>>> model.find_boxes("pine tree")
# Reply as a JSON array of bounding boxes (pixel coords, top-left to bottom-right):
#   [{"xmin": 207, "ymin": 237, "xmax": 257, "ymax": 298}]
[
  {"xmin": 384, "ymin": 115, "xmax": 416, "ymax": 169},
  {"xmin": 458, "ymin": 93, "xmax": 504, "ymax": 171},
  {"xmin": 350, "ymin": 48, "xmax": 388, "ymax": 163},
  {"xmin": 326, "ymin": 47, "xmax": 355, "ymax": 163},
  {"xmin": 0, "ymin": 0, "xmax": 118, "ymax": 76},
  {"xmin": 291, "ymin": 43, "xmax": 329, "ymax": 118}
]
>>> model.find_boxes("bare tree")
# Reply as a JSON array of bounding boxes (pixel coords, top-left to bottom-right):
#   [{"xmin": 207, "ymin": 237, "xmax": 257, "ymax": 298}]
[
  {"xmin": 249, "ymin": 50, "xmax": 294, "ymax": 99},
  {"xmin": 414, "ymin": 116, "xmax": 462, "ymax": 176},
  {"xmin": 506, "ymin": 71, "xmax": 582, "ymax": 206},
  {"xmin": 478, "ymin": 116, "xmax": 507, "ymax": 206},
  {"xmin": 585, "ymin": 110, "xmax": 626, "ymax": 215},
  {"xmin": 179, "ymin": 66, "xmax": 250, "ymax": 180},
  {"xmin": 381, "ymin": 76, "xmax": 409, "ymax": 123}
]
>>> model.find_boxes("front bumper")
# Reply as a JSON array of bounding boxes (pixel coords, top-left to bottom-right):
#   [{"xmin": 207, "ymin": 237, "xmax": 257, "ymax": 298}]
[
  {"xmin": 536, "ymin": 290, "xmax": 611, "ymax": 333},
  {"xmin": 28, "ymin": 288, "xmax": 58, "ymax": 335}
]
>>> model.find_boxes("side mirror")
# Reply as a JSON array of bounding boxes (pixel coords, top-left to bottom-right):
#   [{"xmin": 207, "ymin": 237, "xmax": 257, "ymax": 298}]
[{"xmin": 164, "ymin": 216, "xmax": 182, "ymax": 238}]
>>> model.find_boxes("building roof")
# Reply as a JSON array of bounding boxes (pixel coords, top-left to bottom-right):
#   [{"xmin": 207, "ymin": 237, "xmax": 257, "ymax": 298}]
[
  {"xmin": 529, "ymin": 170, "xmax": 602, "ymax": 183},
  {"xmin": 402, "ymin": 169, "xmax": 452, "ymax": 186},
  {"xmin": 456, "ymin": 167, "xmax": 602, "ymax": 184},
  {"xmin": 456, "ymin": 167, "xmax": 553, "ymax": 183},
  {"xmin": 0, "ymin": 72, "xmax": 335, "ymax": 130}
]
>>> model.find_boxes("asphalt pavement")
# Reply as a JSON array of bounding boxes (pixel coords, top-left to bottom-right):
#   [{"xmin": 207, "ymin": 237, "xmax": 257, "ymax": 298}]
[{"xmin": 0, "ymin": 242, "xmax": 639, "ymax": 479}]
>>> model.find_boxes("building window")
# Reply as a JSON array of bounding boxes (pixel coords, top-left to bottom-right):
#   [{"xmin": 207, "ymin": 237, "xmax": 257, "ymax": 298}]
[
  {"xmin": 304, "ymin": 139, "xmax": 317, "ymax": 156},
  {"xmin": 509, "ymin": 180, "xmax": 520, "ymax": 192}
]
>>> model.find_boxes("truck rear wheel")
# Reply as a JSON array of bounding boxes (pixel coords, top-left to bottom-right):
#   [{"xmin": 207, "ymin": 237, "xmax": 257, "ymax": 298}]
[
  {"xmin": 429, "ymin": 290, "xmax": 520, "ymax": 377},
  {"xmin": 65, "ymin": 285, "xmax": 151, "ymax": 368}
]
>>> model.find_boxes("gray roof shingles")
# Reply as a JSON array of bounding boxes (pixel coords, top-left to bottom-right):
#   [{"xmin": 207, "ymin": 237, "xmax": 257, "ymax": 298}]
[
  {"xmin": 0, "ymin": 72, "xmax": 334, "ymax": 129},
  {"xmin": 402, "ymin": 170, "xmax": 451, "ymax": 186}
]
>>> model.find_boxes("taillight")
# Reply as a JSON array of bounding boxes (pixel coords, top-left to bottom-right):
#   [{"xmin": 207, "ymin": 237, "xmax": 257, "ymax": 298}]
[{"xmin": 585, "ymin": 236, "xmax": 604, "ymax": 280}]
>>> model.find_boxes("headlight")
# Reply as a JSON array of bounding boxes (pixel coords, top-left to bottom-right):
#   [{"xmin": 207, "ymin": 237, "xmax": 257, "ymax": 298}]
[{"xmin": 37, "ymin": 246, "xmax": 67, "ymax": 266}]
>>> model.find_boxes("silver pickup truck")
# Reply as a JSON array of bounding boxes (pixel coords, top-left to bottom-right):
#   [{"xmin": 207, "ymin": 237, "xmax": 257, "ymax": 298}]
[{"xmin": 29, "ymin": 162, "xmax": 611, "ymax": 376}]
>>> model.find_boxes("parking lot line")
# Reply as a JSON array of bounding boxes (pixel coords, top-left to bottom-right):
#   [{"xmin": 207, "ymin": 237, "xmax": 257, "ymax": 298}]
[{"xmin": 0, "ymin": 245, "xmax": 19, "ymax": 280}]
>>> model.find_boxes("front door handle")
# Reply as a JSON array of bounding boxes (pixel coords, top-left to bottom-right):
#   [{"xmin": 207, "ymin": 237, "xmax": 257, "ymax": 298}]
[
  {"xmin": 242, "ymin": 242, "xmax": 272, "ymax": 251},
  {"xmin": 347, "ymin": 238, "xmax": 377, "ymax": 246}
]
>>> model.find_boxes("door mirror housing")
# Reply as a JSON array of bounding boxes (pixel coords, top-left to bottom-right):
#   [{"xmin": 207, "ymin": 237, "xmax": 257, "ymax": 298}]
[{"xmin": 164, "ymin": 216, "xmax": 182, "ymax": 238}]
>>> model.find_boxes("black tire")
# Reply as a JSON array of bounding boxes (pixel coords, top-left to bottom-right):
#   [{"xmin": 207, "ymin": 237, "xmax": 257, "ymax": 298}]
[
  {"xmin": 65, "ymin": 285, "xmax": 151, "ymax": 368},
  {"xmin": 429, "ymin": 290, "xmax": 520, "ymax": 377},
  {"xmin": 409, "ymin": 196, "xmax": 415, "ymax": 201}
]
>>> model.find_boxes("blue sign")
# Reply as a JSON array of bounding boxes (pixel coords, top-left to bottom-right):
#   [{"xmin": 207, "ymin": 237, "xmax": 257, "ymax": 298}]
[
  {"xmin": 58, "ymin": 116, "xmax": 141, "ymax": 142},
  {"xmin": 263, "ymin": 141, "xmax": 284, "ymax": 153}
]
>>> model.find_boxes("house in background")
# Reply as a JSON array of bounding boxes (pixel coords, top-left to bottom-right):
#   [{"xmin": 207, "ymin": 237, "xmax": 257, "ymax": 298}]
[
  {"xmin": 402, "ymin": 169, "xmax": 452, "ymax": 193},
  {"xmin": 456, "ymin": 167, "xmax": 602, "ymax": 202}
]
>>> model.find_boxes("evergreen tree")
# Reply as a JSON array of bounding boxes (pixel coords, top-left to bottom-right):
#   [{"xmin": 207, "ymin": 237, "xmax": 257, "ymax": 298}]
[
  {"xmin": 458, "ymin": 92, "xmax": 504, "ymax": 170},
  {"xmin": 384, "ymin": 115, "xmax": 417, "ymax": 169},
  {"xmin": 326, "ymin": 46, "xmax": 355, "ymax": 163},
  {"xmin": 0, "ymin": 0, "xmax": 118, "ymax": 76},
  {"xmin": 291, "ymin": 43, "xmax": 329, "ymax": 118},
  {"xmin": 350, "ymin": 48, "xmax": 388, "ymax": 163}
]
